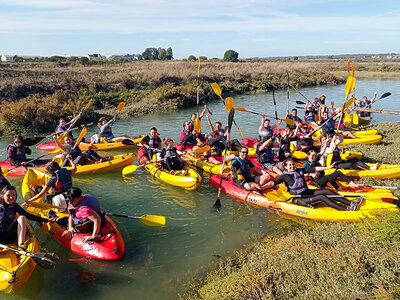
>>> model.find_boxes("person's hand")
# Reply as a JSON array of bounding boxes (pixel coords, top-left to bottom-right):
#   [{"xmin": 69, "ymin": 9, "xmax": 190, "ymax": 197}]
[
  {"xmin": 66, "ymin": 228, "xmax": 75, "ymax": 239},
  {"xmin": 52, "ymin": 133, "xmax": 57, "ymax": 138},
  {"xmin": 374, "ymin": 91, "xmax": 377, "ymax": 96},
  {"xmin": 66, "ymin": 154, "xmax": 73, "ymax": 161},
  {"xmin": 113, "ymin": 116, "xmax": 117, "ymax": 121},
  {"xmin": 207, "ymin": 112, "xmax": 210, "ymax": 118},
  {"xmin": 309, "ymin": 173, "xmax": 317, "ymax": 179},
  {"xmin": 83, "ymin": 235, "xmax": 95, "ymax": 242},
  {"xmin": 48, "ymin": 217, "xmax": 57, "ymax": 223},
  {"xmin": 21, "ymin": 202, "xmax": 27, "ymax": 208},
  {"xmin": 21, "ymin": 161, "xmax": 27, "ymax": 166},
  {"xmin": 81, "ymin": 124, "xmax": 86, "ymax": 129}
]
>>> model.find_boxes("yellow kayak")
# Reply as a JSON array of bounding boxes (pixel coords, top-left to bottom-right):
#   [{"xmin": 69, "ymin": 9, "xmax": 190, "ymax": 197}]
[
  {"xmin": 37, "ymin": 153, "xmax": 136, "ymax": 175},
  {"xmin": 325, "ymin": 163, "xmax": 400, "ymax": 180},
  {"xmin": 0, "ymin": 224, "xmax": 39, "ymax": 294},
  {"xmin": 144, "ymin": 162, "xmax": 202, "ymax": 190},
  {"xmin": 292, "ymin": 150, "xmax": 363, "ymax": 160},
  {"xmin": 182, "ymin": 154, "xmax": 225, "ymax": 175},
  {"xmin": 313, "ymin": 134, "xmax": 382, "ymax": 146}
]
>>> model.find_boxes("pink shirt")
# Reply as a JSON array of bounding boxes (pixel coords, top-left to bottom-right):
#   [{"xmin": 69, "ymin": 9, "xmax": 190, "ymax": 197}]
[{"xmin": 75, "ymin": 206, "xmax": 94, "ymax": 221}]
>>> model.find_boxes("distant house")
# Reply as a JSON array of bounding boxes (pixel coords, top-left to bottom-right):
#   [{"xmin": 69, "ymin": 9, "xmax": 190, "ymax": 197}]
[
  {"xmin": 87, "ymin": 54, "xmax": 106, "ymax": 60},
  {"xmin": 20, "ymin": 55, "xmax": 42, "ymax": 61},
  {"xmin": 108, "ymin": 53, "xmax": 143, "ymax": 61},
  {"xmin": 1, "ymin": 55, "xmax": 14, "ymax": 62}
]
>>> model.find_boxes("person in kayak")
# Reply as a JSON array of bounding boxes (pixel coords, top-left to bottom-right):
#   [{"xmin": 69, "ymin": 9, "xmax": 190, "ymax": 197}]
[
  {"xmin": 358, "ymin": 92, "xmax": 377, "ymax": 117},
  {"xmin": 319, "ymin": 134, "xmax": 380, "ymax": 170},
  {"xmin": 304, "ymin": 103, "xmax": 318, "ymax": 125},
  {"xmin": 180, "ymin": 122, "xmax": 206, "ymax": 147},
  {"xmin": 138, "ymin": 127, "xmax": 162, "ymax": 162},
  {"xmin": 65, "ymin": 187, "xmax": 103, "ymax": 242},
  {"xmin": 7, "ymin": 135, "xmax": 48, "ymax": 167},
  {"xmin": 189, "ymin": 105, "xmax": 207, "ymax": 126},
  {"xmin": 285, "ymin": 109, "xmax": 302, "ymax": 130},
  {"xmin": 223, "ymin": 147, "xmax": 274, "ymax": 191},
  {"xmin": 272, "ymin": 158, "xmax": 362, "ymax": 211},
  {"xmin": 204, "ymin": 131, "xmax": 235, "ymax": 165},
  {"xmin": 53, "ymin": 132, "xmax": 103, "ymax": 166},
  {"xmin": 302, "ymin": 150, "xmax": 359, "ymax": 190},
  {"xmin": 93, "ymin": 117, "xmax": 130, "ymax": 143},
  {"xmin": 0, "ymin": 186, "xmax": 51, "ymax": 250},
  {"xmin": 56, "ymin": 115, "xmax": 82, "ymax": 140},
  {"xmin": 258, "ymin": 115, "xmax": 282, "ymax": 140},
  {"xmin": 206, "ymin": 113, "xmax": 227, "ymax": 135},
  {"xmin": 256, "ymin": 135, "xmax": 283, "ymax": 175},
  {"xmin": 159, "ymin": 138, "xmax": 185, "ymax": 172},
  {"xmin": 25, "ymin": 156, "xmax": 77, "ymax": 211}
]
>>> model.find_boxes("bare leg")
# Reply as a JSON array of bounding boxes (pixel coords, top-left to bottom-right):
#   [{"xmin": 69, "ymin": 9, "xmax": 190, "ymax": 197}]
[
  {"xmin": 342, "ymin": 131, "xmax": 357, "ymax": 139},
  {"xmin": 17, "ymin": 216, "xmax": 27, "ymax": 247}
]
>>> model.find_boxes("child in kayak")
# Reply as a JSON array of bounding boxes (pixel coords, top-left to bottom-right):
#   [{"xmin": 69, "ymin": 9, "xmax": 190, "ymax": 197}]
[
  {"xmin": 92, "ymin": 117, "xmax": 130, "ymax": 143},
  {"xmin": 138, "ymin": 127, "xmax": 162, "ymax": 163},
  {"xmin": 272, "ymin": 158, "xmax": 362, "ymax": 211},
  {"xmin": 7, "ymin": 135, "xmax": 48, "ymax": 167},
  {"xmin": 160, "ymin": 138, "xmax": 185, "ymax": 172},
  {"xmin": 0, "ymin": 186, "xmax": 51, "ymax": 250}
]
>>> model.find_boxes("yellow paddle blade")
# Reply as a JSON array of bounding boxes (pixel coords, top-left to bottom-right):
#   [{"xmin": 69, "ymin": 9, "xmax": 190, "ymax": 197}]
[
  {"xmin": 136, "ymin": 214, "xmax": 166, "ymax": 226},
  {"xmin": 344, "ymin": 76, "xmax": 356, "ymax": 99},
  {"xmin": 225, "ymin": 97, "xmax": 234, "ymax": 112},
  {"xmin": 211, "ymin": 83, "xmax": 222, "ymax": 98},
  {"xmin": 85, "ymin": 99, "xmax": 93, "ymax": 109},
  {"xmin": 122, "ymin": 165, "xmax": 140, "ymax": 176},
  {"xmin": 352, "ymin": 65, "xmax": 355, "ymax": 77},
  {"xmin": 73, "ymin": 127, "xmax": 87, "ymax": 148},
  {"xmin": 117, "ymin": 102, "xmax": 127, "ymax": 111},
  {"xmin": 234, "ymin": 107, "xmax": 248, "ymax": 112},
  {"xmin": 353, "ymin": 112, "xmax": 359, "ymax": 125},
  {"xmin": 52, "ymin": 156, "xmax": 64, "ymax": 165},
  {"xmin": 49, "ymin": 148, "xmax": 62, "ymax": 154},
  {"xmin": 194, "ymin": 116, "xmax": 201, "ymax": 132},
  {"xmin": 56, "ymin": 130, "xmax": 69, "ymax": 145},
  {"xmin": 25, "ymin": 201, "xmax": 65, "ymax": 210},
  {"xmin": 341, "ymin": 97, "xmax": 356, "ymax": 110},
  {"xmin": 347, "ymin": 59, "xmax": 351, "ymax": 75},
  {"xmin": 2, "ymin": 169, "xmax": 10, "ymax": 177},
  {"xmin": 190, "ymin": 145, "xmax": 211, "ymax": 154},
  {"xmin": 198, "ymin": 56, "xmax": 201, "ymax": 74},
  {"xmin": 283, "ymin": 117, "xmax": 295, "ymax": 126},
  {"xmin": 344, "ymin": 111, "xmax": 352, "ymax": 124}
]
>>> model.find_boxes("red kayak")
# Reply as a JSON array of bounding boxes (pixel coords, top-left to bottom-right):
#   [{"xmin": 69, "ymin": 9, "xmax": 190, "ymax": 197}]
[
  {"xmin": 23, "ymin": 168, "xmax": 125, "ymax": 259},
  {"xmin": 0, "ymin": 160, "xmax": 49, "ymax": 176}
]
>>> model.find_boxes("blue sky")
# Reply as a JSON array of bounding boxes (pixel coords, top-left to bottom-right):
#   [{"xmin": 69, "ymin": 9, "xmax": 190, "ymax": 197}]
[{"xmin": 1, "ymin": 0, "xmax": 400, "ymax": 59}]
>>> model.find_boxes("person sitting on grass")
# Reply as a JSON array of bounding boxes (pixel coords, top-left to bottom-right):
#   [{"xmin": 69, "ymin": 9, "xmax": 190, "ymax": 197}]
[
  {"xmin": 223, "ymin": 147, "xmax": 274, "ymax": 192},
  {"xmin": 0, "ymin": 186, "xmax": 52, "ymax": 251}
]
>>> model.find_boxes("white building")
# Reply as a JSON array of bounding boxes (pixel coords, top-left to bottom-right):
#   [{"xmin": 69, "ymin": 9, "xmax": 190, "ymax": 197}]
[
  {"xmin": 87, "ymin": 54, "xmax": 106, "ymax": 60},
  {"xmin": 1, "ymin": 55, "xmax": 14, "ymax": 62}
]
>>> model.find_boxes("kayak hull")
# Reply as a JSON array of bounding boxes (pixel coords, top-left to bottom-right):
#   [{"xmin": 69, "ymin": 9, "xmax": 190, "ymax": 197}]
[
  {"xmin": 22, "ymin": 169, "xmax": 125, "ymax": 260},
  {"xmin": 209, "ymin": 175, "xmax": 398, "ymax": 222},
  {"xmin": 0, "ymin": 224, "xmax": 39, "ymax": 294}
]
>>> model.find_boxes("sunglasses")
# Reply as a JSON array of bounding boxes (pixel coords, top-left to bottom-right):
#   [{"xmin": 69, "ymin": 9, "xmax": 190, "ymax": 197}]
[
  {"xmin": 15, "ymin": 140, "xmax": 22, "ymax": 144},
  {"xmin": 240, "ymin": 151, "xmax": 248, "ymax": 154}
]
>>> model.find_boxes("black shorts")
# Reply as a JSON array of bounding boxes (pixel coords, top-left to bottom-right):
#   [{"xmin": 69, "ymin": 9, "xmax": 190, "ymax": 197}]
[
  {"xmin": 0, "ymin": 221, "xmax": 17, "ymax": 244},
  {"xmin": 233, "ymin": 177, "xmax": 256, "ymax": 188}
]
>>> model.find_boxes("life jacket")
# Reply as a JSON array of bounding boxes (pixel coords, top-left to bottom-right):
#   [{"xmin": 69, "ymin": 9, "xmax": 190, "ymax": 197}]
[
  {"xmin": 64, "ymin": 144, "xmax": 82, "ymax": 160},
  {"xmin": 54, "ymin": 169, "xmax": 72, "ymax": 194},
  {"xmin": 181, "ymin": 130, "xmax": 197, "ymax": 146},
  {"xmin": 231, "ymin": 156, "xmax": 252, "ymax": 182},
  {"xmin": 68, "ymin": 195, "xmax": 102, "ymax": 225},
  {"xmin": 99, "ymin": 123, "xmax": 114, "ymax": 140},
  {"xmin": 256, "ymin": 141, "xmax": 274, "ymax": 164},
  {"xmin": 148, "ymin": 135, "xmax": 161, "ymax": 149},
  {"xmin": 304, "ymin": 111, "xmax": 315, "ymax": 123},
  {"xmin": 56, "ymin": 125, "xmax": 73, "ymax": 138},
  {"xmin": 0, "ymin": 203, "xmax": 15, "ymax": 231},
  {"xmin": 283, "ymin": 169, "xmax": 308, "ymax": 195},
  {"xmin": 259, "ymin": 126, "xmax": 273, "ymax": 140},
  {"xmin": 7, "ymin": 144, "xmax": 27, "ymax": 162},
  {"xmin": 164, "ymin": 147, "xmax": 178, "ymax": 158}
]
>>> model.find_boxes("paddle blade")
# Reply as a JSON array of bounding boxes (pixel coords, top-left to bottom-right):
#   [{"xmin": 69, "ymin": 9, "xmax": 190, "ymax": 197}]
[
  {"xmin": 32, "ymin": 252, "xmax": 59, "ymax": 269},
  {"xmin": 198, "ymin": 56, "xmax": 201, "ymax": 74},
  {"xmin": 194, "ymin": 116, "xmax": 201, "ymax": 132},
  {"xmin": 136, "ymin": 214, "xmax": 166, "ymax": 226},
  {"xmin": 212, "ymin": 198, "xmax": 222, "ymax": 211},
  {"xmin": 117, "ymin": 102, "xmax": 127, "ymax": 112},
  {"xmin": 234, "ymin": 107, "xmax": 248, "ymax": 112},
  {"xmin": 2, "ymin": 169, "xmax": 10, "ymax": 177},
  {"xmin": 56, "ymin": 131, "xmax": 69, "ymax": 145},
  {"xmin": 353, "ymin": 112, "xmax": 359, "ymax": 125},
  {"xmin": 121, "ymin": 139, "xmax": 137, "ymax": 146},
  {"xmin": 283, "ymin": 118, "xmax": 295, "ymax": 126},
  {"xmin": 379, "ymin": 92, "xmax": 391, "ymax": 99},
  {"xmin": 22, "ymin": 137, "xmax": 45, "ymax": 147},
  {"xmin": 341, "ymin": 97, "xmax": 356, "ymax": 110},
  {"xmin": 352, "ymin": 65, "xmax": 355, "ymax": 77},
  {"xmin": 122, "ymin": 165, "xmax": 140, "ymax": 176},
  {"xmin": 225, "ymin": 97, "xmax": 234, "ymax": 112},
  {"xmin": 211, "ymin": 83, "xmax": 222, "ymax": 97},
  {"xmin": 25, "ymin": 201, "xmax": 65, "ymax": 210},
  {"xmin": 73, "ymin": 127, "xmax": 87, "ymax": 149},
  {"xmin": 85, "ymin": 99, "xmax": 93, "ymax": 110},
  {"xmin": 227, "ymin": 108, "xmax": 235, "ymax": 133},
  {"xmin": 344, "ymin": 76, "xmax": 356, "ymax": 98},
  {"xmin": 344, "ymin": 111, "xmax": 352, "ymax": 124},
  {"xmin": 190, "ymin": 145, "xmax": 211, "ymax": 154},
  {"xmin": 296, "ymin": 100, "xmax": 306, "ymax": 105},
  {"xmin": 347, "ymin": 59, "xmax": 351, "ymax": 75}
]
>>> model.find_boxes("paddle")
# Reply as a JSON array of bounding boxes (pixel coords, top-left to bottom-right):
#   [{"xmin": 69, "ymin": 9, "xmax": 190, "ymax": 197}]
[
  {"xmin": 369, "ymin": 92, "xmax": 391, "ymax": 105},
  {"xmin": 194, "ymin": 116, "xmax": 201, "ymax": 132},
  {"xmin": 234, "ymin": 107, "xmax": 294, "ymax": 126},
  {"xmin": 296, "ymin": 100, "xmax": 306, "ymax": 105},
  {"xmin": 225, "ymin": 97, "xmax": 234, "ymax": 112},
  {"xmin": 353, "ymin": 111, "xmax": 359, "ymax": 125},
  {"xmin": 2, "ymin": 152, "xmax": 52, "ymax": 177},
  {"xmin": 114, "ymin": 102, "xmax": 127, "ymax": 118},
  {"xmin": 49, "ymin": 127, "xmax": 88, "ymax": 155},
  {"xmin": 122, "ymin": 145, "xmax": 211, "ymax": 175},
  {"xmin": 211, "ymin": 83, "xmax": 243, "ymax": 138},
  {"xmin": 105, "ymin": 213, "xmax": 166, "ymax": 226},
  {"xmin": 272, "ymin": 88, "xmax": 279, "ymax": 126},
  {"xmin": 290, "ymin": 84, "xmax": 309, "ymax": 102},
  {"xmin": 0, "ymin": 243, "xmax": 58, "ymax": 269},
  {"xmin": 286, "ymin": 73, "xmax": 290, "ymax": 113},
  {"xmin": 212, "ymin": 108, "xmax": 234, "ymax": 211}
]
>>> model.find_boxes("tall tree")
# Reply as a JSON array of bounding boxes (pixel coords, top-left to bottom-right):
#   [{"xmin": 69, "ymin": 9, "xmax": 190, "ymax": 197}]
[
  {"xmin": 223, "ymin": 50, "xmax": 239, "ymax": 62},
  {"xmin": 142, "ymin": 48, "xmax": 159, "ymax": 60},
  {"xmin": 165, "ymin": 47, "xmax": 173, "ymax": 60},
  {"xmin": 158, "ymin": 48, "xmax": 166, "ymax": 60}
]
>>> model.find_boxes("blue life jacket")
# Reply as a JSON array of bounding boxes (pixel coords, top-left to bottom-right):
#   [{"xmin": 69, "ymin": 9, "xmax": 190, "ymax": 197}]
[
  {"xmin": 231, "ymin": 156, "xmax": 253, "ymax": 182},
  {"xmin": 7, "ymin": 144, "xmax": 27, "ymax": 162},
  {"xmin": 54, "ymin": 169, "xmax": 72, "ymax": 194},
  {"xmin": 56, "ymin": 125, "xmax": 74, "ymax": 138},
  {"xmin": 304, "ymin": 111, "xmax": 315, "ymax": 123},
  {"xmin": 256, "ymin": 141, "xmax": 274, "ymax": 164},
  {"xmin": 283, "ymin": 168, "xmax": 308, "ymax": 195},
  {"xmin": 68, "ymin": 195, "xmax": 101, "ymax": 225},
  {"xmin": 0, "ymin": 203, "xmax": 15, "ymax": 231},
  {"xmin": 99, "ymin": 121, "xmax": 115, "ymax": 140}
]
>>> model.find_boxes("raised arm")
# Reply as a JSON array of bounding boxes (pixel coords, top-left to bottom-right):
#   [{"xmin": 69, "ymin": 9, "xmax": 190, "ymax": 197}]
[{"xmin": 206, "ymin": 113, "xmax": 215, "ymax": 132}]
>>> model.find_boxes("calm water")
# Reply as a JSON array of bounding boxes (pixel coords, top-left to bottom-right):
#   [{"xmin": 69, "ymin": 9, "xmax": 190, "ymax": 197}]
[{"xmin": 2, "ymin": 79, "xmax": 400, "ymax": 299}]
